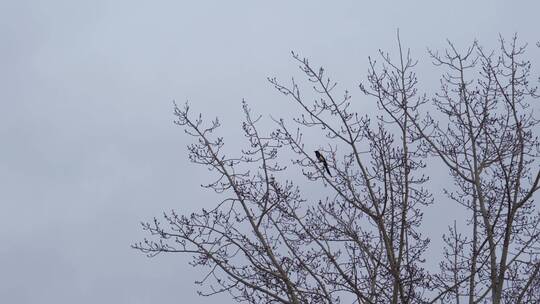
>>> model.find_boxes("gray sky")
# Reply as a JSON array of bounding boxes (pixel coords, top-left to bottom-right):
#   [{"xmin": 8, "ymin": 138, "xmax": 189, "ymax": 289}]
[{"xmin": 1, "ymin": 1, "xmax": 538, "ymax": 303}]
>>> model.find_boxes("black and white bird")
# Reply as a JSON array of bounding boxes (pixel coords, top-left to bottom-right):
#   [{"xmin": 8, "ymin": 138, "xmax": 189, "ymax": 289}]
[{"xmin": 314, "ymin": 150, "xmax": 332, "ymax": 176}]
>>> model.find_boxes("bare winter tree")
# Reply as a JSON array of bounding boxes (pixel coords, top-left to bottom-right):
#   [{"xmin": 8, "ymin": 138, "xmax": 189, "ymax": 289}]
[
  {"xmin": 410, "ymin": 36, "xmax": 540, "ymax": 304},
  {"xmin": 133, "ymin": 35, "xmax": 539, "ymax": 304}
]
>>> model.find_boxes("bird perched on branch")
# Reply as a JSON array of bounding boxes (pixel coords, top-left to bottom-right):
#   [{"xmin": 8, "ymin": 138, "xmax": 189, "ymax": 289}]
[{"xmin": 314, "ymin": 150, "xmax": 332, "ymax": 176}]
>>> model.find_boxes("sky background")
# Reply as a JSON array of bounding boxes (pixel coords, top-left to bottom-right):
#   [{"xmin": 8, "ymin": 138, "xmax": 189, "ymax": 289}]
[{"xmin": 1, "ymin": 1, "xmax": 539, "ymax": 303}]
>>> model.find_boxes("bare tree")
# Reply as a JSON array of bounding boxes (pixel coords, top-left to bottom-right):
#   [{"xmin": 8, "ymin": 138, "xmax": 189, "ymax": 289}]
[
  {"xmin": 133, "ymin": 35, "xmax": 539, "ymax": 304},
  {"xmin": 406, "ymin": 35, "xmax": 540, "ymax": 304}
]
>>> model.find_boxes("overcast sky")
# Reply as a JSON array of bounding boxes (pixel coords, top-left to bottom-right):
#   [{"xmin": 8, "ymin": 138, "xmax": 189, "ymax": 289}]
[{"xmin": 1, "ymin": 1, "xmax": 539, "ymax": 303}]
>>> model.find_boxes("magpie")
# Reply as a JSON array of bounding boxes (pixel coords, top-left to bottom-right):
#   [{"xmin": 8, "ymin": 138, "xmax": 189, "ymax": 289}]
[{"xmin": 314, "ymin": 150, "xmax": 332, "ymax": 176}]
